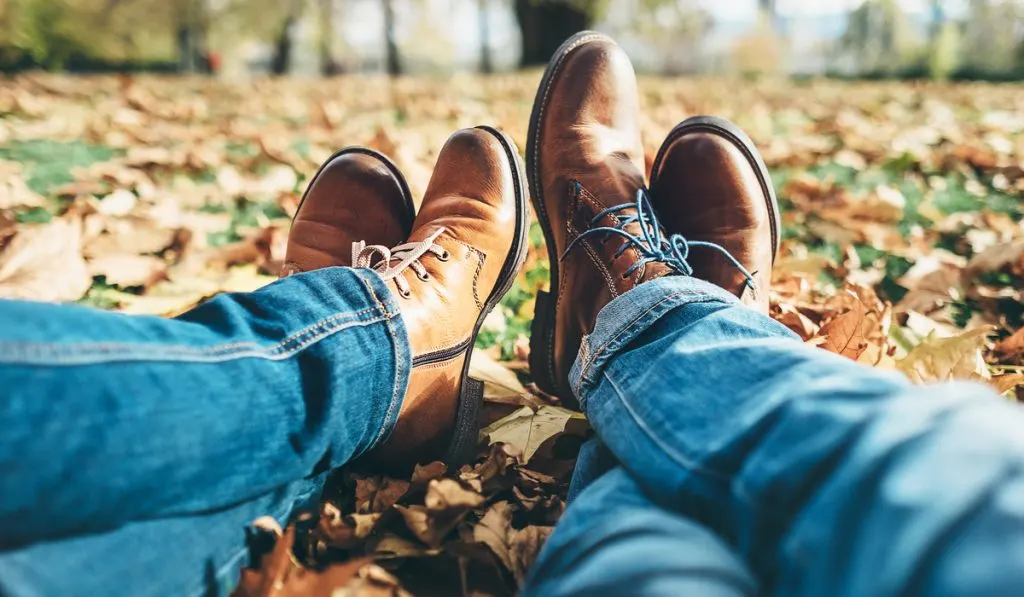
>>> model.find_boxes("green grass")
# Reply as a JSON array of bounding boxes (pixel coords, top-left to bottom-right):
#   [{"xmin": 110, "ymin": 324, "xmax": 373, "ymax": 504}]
[{"xmin": 0, "ymin": 140, "xmax": 116, "ymax": 195}]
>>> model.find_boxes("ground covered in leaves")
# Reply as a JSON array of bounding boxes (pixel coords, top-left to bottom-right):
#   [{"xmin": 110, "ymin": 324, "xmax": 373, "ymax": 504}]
[{"xmin": 1, "ymin": 73, "xmax": 1023, "ymax": 595}]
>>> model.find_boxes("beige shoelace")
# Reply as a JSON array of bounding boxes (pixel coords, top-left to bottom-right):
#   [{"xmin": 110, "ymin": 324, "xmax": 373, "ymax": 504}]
[{"xmin": 352, "ymin": 227, "xmax": 448, "ymax": 296}]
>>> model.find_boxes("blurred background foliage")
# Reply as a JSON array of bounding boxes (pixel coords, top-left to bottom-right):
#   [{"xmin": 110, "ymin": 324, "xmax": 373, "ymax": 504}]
[{"xmin": 0, "ymin": 0, "xmax": 1023, "ymax": 79}]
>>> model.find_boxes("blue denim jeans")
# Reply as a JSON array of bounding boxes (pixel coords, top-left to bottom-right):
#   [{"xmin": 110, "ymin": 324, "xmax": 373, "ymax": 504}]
[
  {"xmin": 3, "ymin": 271, "xmax": 1023, "ymax": 596},
  {"xmin": 523, "ymin": 276, "xmax": 1024, "ymax": 596},
  {"xmin": 0, "ymin": 267, "xmax": 409, "ymax": 596}
]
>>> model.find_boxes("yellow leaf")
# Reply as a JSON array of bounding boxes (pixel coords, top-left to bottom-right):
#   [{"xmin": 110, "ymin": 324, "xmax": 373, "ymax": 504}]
[
  {"xmin": 469, "ymin": 350, "xmax": 527, "ymax": 402},
  {"xmin": 896, "ymin": 327, "xmax": 993, "ymax": 384},
  {"xmin": 480, "ymin": 405, "xmax": 585, "ymax": 464}
]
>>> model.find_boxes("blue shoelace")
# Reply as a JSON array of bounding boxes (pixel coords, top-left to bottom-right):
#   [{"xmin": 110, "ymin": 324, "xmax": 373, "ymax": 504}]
[{"xmin": 562, "ymin": 186, "xmax": 757, "ymax": 293}]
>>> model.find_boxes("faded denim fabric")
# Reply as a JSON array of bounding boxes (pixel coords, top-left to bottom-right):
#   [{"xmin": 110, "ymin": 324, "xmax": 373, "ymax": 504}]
[
  {"xmin": 0, "ymin": 267, "xmax": 410, "ymax": 596},
  {"xmin": 526, "ymin": 275, "xmax": 1024, "ymax": 597}
]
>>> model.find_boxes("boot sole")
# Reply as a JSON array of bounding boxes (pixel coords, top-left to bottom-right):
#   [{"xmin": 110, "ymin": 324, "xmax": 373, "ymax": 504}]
[
  {"xmin": 443, "ymin": 126, "xmax": 531, "ymax": 467},
  {"xmin": 292, "ymin": 146, "xmax": 417, "ymax": 239},
  {"xmin": 650, "ymin": 115, "xmax": 782, "ymax": 260},
  {"xmin": 526, "ymin": 31, "xmax": 615, "ymax": 409}
]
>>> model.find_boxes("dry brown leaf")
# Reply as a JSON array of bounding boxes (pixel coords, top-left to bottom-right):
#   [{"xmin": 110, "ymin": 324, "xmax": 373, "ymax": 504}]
[
  {"xmin": 989, "ymin": 373, "xmax": 1024, "ymax": 397},
  {"xmin": 474, "ymin": 501, "xmax": 515, "ymax": 573},
  {"xmin": 473, "ymin": 501, "xmax": 552, "ymax": 587},
  {"xmin": 411, "ymin": 461, "xmax": 448, "ymax": 486},
  {"xmin": 0, "ymin": 214, "xmax": 91, "ymax": 302},
  {"xmin": 0, "ymin": 161, "xmax": 45, "ymax": 209},
  {"xmin": 508, "ymin": 525, "xmax": 553, "ymax": 586},
  {"xmin": 84, "ymin": 218, "xmax": 181, "ymax": 257},
  {"xmin": 87, "ymin": 253, "xmax": 166, "ymax": 288},
  {"xmin": 424, "ymin": 478, "xmax": 485, "ymax": 512},
  {"xmin": 817, "ymin": 298, "xmax": 869, "ymax": 359},
  {"xmin": 993, "ymin": 328, "xmax": 1024, "ymax": 364},
  {"xmin": 774, "ymin": 303, "xmax": 820, "ymax": 339},
  {"xmin": 470, "ymin": 350, "xmax": 529, "ymax": 402}
]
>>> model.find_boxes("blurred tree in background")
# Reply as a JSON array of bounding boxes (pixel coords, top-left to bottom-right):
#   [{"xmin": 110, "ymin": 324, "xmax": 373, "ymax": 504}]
[
  {"xmin": 0, "ymin": 0, "xmax": 1022, "ymax": 80},
  {"xmin": 838, "ymin": 0, "xmax": 924, "ymax": 77}
]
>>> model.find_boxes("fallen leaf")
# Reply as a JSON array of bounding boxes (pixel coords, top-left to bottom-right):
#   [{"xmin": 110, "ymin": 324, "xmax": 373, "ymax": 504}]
[
  {"xmin": 993, "ymin": 328, "xmax": 1024, "ymax": 364},
  {"xmin": 896, "ymin": 327, "xmax": 993, "ymax": 384},
  {"xmin": 480, "ymin": 406, "xmax": 585, "ymax": 464},
  {"xmin": 474, "ymin": 501, "xmax": 515, "ymax": 573},
  {"xmin": 470, "ymin": 350, "xmax": 528, "ymax": 402},
  {"xmin": 87, "ymin": 253, "xmax": 166, "ymax": 288},
  {"xmin": 816, "ymin": 296, "xmax": 868, "ymax": 359},
  {"xmin": 0, "ymin": 214, "xmax": 91, "ymax": 301},
  {"xmin": 424, "ymin": 478, "xmax": 485, "ymax": 512},
  {"xmin": 989, "ymin": 373, "xmax": 1024, "ymax": 397}
]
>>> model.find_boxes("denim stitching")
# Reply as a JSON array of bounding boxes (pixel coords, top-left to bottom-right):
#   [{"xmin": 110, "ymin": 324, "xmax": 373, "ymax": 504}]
[
  {"xmin": 367, "ymin": 311, "xmax": 406, "ymax": 453},
  {"xmin": 0, "ymin": 315, "xmax": 390, "ymax": 366},
  {"xmin": 0, "ymin": 305, "xmax": 381, "ymax": 364},
  {"xmin": 576, "ymin": 290, "xmax": 731, "ymax": 396},
  {"xmin": 356, "ymin": 269, "xmax": 393, "ymax": 317},
  {"xmin": 604, "ymin": 371, "xmax": 730, "ymax": 483}
]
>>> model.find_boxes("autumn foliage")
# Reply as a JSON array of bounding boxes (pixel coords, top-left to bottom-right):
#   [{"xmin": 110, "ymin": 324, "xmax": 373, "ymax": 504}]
[{"xmin": 1, "ymin": 72, "xmax": 1023, "ymax": 595}]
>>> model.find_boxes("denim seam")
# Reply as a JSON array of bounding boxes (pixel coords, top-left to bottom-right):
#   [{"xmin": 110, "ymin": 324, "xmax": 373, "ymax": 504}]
[
  {"xmin": 366, "ymin": 311, "xmax": 406, "ymax": 453},
  {"xmin": 604, "ymin": 371, "xmax": 730, "ymax": 483},
  {"xmin": 353, "ymin": 267, "xmax": 406, "ymax": 453},
  {"xmin": 356, "ymin": 269, "xmax": 395, "ymax": 318},
  {"xmin": 0, "ymin": 305, "xmax": 382, "ymax": 362},
  {"xmin": 0, "ymin": 314, "xmax": 392, "ymax": 366},
  {"xmin": 575, "ymin": 291, "xmax": 731, "ymax": 399}
]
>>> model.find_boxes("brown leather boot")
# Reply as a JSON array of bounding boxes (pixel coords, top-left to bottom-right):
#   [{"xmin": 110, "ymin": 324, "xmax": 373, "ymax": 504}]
[
  {"xmin": 649, "ymin": 116, "xmax": 780, "ymax": 314},
  {"xmin": 527, "ymin": 32, "xmax": 677, "ymax": 406},
  {"xmin": 282, "ymin": 148, "xmax": 414, "ymax": 275},
  {"xmin": 360, "ymin": 127, "xmax": 528, "ymax": 470}
]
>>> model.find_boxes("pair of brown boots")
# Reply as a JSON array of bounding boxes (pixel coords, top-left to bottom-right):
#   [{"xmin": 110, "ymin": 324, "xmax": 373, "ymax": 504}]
[{"xmin": 282, "ymin": 33, "xmax": 780, "ymax": 470}]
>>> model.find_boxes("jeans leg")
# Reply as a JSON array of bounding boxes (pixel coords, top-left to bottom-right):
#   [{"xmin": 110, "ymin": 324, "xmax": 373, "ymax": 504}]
[
  {"xmin": 0, "ymin": 267, "xmax": 410, "ymax": 548},
  {"xmin": 523, "ymin": 442, "xmax": 757, "ymax": 597},
  {"xmin": 572, "ymin": 275, "xmax": 1024, "ymax": 596},
  {"xmin": 0, "ymin": 474, "xmax": 326, "ymax": 597}
]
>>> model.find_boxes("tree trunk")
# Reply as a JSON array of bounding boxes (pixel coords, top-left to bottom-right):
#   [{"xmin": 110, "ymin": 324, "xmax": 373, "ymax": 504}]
[
  {"xmin": 478, "ymin": 0, "xmax": 493, "ymax": 73},
  {"xmin": 515, "ymin": 0, "xmax": 590, "ymax": 66},
  {"xmin": 382, "ymin": 0, "xmax": 401, "ymax": 75},
  {"xmin": 319, "ymin": 0, "xmax": 340, "ymax": 75},
  {"xmin": 759, "ymin": 0, "xmax": 777, "ymax": 31},
  {"xmin": 175, "ymin": 0, "xmax": 207, "ymax": 73},
  {"xmin": 271, "ymin": 14, "xmax": 296, "ymax": 75}
]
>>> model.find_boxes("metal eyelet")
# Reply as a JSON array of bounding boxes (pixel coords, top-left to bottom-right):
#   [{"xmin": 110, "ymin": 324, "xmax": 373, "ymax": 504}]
[
  {"xmin": 417, "ymin": 271, "xmax": 430, "ymax": 282},
  {"xmin": 398, "ymin": 288, "xmax": 412, "ymax": 299},
  {"xmin": 437, "ymin": 250, "xmax": 451, "ymax": 262}
]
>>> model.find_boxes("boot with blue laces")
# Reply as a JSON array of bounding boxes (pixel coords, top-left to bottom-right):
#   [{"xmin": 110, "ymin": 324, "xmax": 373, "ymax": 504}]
[{"xmin": 526, "ymin": 33, "xmax": 770, "ymax": 407}]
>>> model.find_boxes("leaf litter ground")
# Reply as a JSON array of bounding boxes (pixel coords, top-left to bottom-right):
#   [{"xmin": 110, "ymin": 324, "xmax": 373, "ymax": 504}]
[{"xmin": 2, "ymin": 73, "xmax": 1024, "ymax": 595}]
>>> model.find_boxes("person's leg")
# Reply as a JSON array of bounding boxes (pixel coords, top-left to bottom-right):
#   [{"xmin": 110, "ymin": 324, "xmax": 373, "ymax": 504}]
[
  {"xmin": 574, "ymin": 274, "xmax": 1024, "ymax": 596},
  {"xmin": 0, "ymin": 266, "xmax": 409, "ymax": 549},
  {"xmin": 0, "ymin": 474, "xmax": 325, "ymax": 597},
  {"xmin": 523, "ymin": 439, "xmax": 758, "ymax": 597}
]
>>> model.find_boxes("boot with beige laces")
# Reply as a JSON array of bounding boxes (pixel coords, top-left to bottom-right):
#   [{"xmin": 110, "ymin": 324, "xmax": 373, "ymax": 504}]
[{"xmin": 357, "ymin": 127, "xmax": 529, "ymax": 470}]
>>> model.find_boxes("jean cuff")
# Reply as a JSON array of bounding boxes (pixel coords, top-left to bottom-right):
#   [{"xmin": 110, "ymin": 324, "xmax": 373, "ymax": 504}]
[
  {"xmin": 350, "ymin": 267, "xmax": 411, "ymax": 452},
  {"xmin": 570, "ymin": 276, "xmax": 739, "ymax": 409}
]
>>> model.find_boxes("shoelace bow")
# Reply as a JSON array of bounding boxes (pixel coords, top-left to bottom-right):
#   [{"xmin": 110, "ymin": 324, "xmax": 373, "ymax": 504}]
[
  {"xmin": 563, "ymin": 187, "xmax": 757, "ymax": 294},
  {"xmin": 352, "ymin": 227, "xmax": 448, "ymax": 296}
]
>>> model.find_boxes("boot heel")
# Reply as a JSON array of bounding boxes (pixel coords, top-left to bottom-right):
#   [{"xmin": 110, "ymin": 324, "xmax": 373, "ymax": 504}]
[
  {"xmin": 444, "ymin": 376, "xmax": 485, "ymax": 467},
  {"xmin": 528, "ymin": 289, "xmax": 558, "ymax": 396}
]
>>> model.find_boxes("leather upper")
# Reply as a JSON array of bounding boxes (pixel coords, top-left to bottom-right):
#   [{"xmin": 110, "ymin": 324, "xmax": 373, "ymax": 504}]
[
  {"xmin": 532, "ymin": 36, "xmax": 672, "ymax": 398},
  {"xmin": 650, "ymin": 128, "xmax": 777, "ymax": 314},
  {"xmin": 370, "ymin": 128, "xmax": 522, "ymax": 464},
  {"xmin": 283, "ymin": 150, "xmax": 413, "ymax": 275}
]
